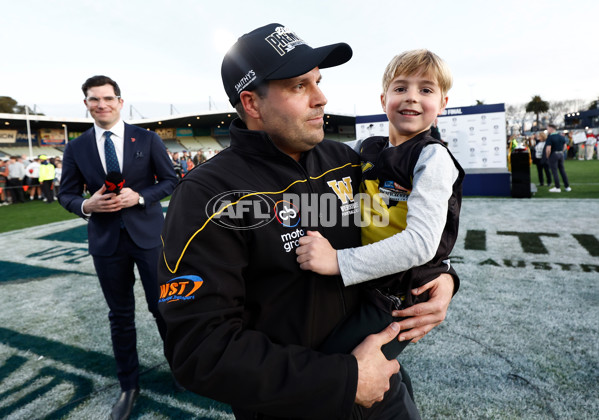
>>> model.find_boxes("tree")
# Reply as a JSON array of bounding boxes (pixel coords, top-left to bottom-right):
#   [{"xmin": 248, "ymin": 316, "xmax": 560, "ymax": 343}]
[
  {"xmin": 525, "ymin": 95, "xmax": 549, "ymax": 131},
  {"xmin": 588, "ymin": 98, "xmax": 599, "ymax": 110},
  {"xmin": 0, "ymin": 96, "xmax": 18, "ymax": 113},
  {"xmin": 505, "ymin": 103, "xmax": 527, "ymax": 135},
  {"xmin": 546, "ymin": 100, "xmax": 579, "ymax": 126},
  {"xmin": 475, "ymin": 99, "xmax": 485, "ymax": 105},
  {"xmin": 0, "ymin": 96, "xmax": 43, "ymax": 115}
]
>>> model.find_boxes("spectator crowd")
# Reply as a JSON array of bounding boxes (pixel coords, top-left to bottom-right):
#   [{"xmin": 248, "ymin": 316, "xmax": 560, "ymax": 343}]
[
  {"xmin": 0, "ymin": 147, "xmax": 222, "ymax": 205},
  {"xmin": 0, "ymin": 154, "xmax": 62, "ymax": 205}
]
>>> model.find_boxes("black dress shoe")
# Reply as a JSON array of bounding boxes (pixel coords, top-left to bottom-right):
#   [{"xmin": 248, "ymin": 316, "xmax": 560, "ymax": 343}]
[{"xmin": 111, "ymin": 387, "xmax": 139, "ymax": 420}]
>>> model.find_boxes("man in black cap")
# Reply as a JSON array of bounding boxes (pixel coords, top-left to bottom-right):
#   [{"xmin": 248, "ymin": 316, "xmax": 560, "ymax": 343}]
[{"xmin": 158, "ymin": 23, "xmax": 455, "ymax": 419}]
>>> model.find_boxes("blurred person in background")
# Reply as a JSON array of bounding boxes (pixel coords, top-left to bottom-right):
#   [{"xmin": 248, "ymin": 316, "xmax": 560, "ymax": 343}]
[
  {"xmin": 533, "ymin": 132, "xmax": 552, "ymax": 187},
  {"xmin": 7, "ymin": 156, "xmax": 26, "ymax": 204},
  {"xmin": 25, "ymin": 156, "xmax": 41, "ymax": 200},
  {"xmin": 38, "ymin": 155, "xmax": 55, "ymax": 203},
  {"xmin": 546, "ymin": 124, "xmax": 571, "ymax": 193}
]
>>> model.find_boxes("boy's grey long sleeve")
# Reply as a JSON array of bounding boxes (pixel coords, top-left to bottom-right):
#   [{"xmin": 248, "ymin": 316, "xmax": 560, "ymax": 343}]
[{"xmin": 337, "ymin": 144, "xmax": 459, "ymax": 286}]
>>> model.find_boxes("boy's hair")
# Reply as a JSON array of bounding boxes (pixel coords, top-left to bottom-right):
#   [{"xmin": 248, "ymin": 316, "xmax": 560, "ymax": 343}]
[
  {"xmin": 382, "ymin": 49, "xmax": 452, "ymax": 98},
  {"xmin": 81, "ymin": 75, "xmax": 121, "ymax": 97}
]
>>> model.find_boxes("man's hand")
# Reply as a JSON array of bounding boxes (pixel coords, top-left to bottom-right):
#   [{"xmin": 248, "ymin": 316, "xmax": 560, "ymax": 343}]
[
  {"xmin": 82, "ymin": 185, "xmax": 122, "ymax": 213},
  {"xmin": 352, "ymin": 322, "xmax": 401, "ymax": 408},
  {"xmin": 296, "ymin": 231, "xmax": 340, "ymax": 275},
  {"xmin": 392, "ymin": 273, "xmax": 454, "ymax": 343},
  {"xmin": 118, "ymin": 187, "xmax": 141, "ymax": 209}
]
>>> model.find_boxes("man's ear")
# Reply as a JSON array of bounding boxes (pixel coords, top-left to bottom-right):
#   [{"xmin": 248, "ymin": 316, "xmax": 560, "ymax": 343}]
[
  {"xmin": 380, "ymin": 93, "xmax": 386, "ymax": 112},
  {"xmin": 239, "ymin": 91, "xmax": 261, "ymax": 120}
]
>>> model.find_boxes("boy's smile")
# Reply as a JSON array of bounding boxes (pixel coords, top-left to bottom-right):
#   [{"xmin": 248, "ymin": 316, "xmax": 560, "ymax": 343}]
[{"xmin": 381, "ymin": 72, "xmax": 448, "ymax": 146}]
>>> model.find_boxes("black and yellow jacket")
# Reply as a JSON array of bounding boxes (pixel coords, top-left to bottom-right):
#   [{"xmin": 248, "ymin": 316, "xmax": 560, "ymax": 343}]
[{"xmin": 158, "ymin": 118, "xmax": 364, "ymax": 420}]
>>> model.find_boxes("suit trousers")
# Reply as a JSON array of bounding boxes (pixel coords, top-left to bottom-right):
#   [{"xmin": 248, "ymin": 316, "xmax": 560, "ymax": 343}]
[{"xmin": 92, "ymin": 228, "xmax": 167, "ymax": 391}]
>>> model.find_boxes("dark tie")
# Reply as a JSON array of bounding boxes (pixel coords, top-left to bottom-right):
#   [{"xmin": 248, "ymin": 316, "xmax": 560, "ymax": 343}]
[{"xmin": 104, "ymin": 131, "xmax": 120, "ymax": 173}]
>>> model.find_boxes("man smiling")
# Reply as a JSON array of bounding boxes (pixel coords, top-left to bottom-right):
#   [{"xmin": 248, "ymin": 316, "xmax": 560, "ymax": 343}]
[{"xmin": 59, "ymin": 76, "xmax": 177, "ymax": 420}]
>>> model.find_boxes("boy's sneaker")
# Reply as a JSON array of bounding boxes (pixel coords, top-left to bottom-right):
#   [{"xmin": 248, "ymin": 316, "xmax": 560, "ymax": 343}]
[
  {"xmin": 565, "ymin": 187, "xmax": 572, "ymax": 192},
  {"xmin": 549, "ymin": 187, "xmax": 561, "ymax": 193}
]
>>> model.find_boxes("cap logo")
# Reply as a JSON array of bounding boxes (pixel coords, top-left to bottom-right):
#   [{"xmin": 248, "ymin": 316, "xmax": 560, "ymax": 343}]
[
  {"xmin": 265, "ymin": 26, "xmax": 306, "ymax": 56},
  {"xmin": 235, "ymin": 69, "xmax": 257, "ymax": 94}
]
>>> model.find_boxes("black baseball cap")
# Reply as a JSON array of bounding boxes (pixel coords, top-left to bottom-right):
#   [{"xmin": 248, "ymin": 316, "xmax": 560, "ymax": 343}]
[{"xmin": 221, "ymin": 23, "xmax": 352, "ymax": 106}]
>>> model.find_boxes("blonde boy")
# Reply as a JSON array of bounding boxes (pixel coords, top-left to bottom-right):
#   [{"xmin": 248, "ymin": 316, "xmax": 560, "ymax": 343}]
[{"xmin": 297, "ymin": 49, "xmax": 464, "ymax": 359}]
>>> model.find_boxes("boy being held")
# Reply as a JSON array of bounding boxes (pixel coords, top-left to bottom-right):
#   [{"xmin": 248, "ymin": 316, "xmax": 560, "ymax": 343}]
[{"xmin": 296, "ymin": 49, "xmax": 464, "ymax": 359}]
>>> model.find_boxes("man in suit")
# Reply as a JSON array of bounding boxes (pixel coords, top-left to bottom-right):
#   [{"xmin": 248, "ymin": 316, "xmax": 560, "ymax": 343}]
[{"xmin": 58, "ymin": 75, "xmax": 178, "ymax": 420}]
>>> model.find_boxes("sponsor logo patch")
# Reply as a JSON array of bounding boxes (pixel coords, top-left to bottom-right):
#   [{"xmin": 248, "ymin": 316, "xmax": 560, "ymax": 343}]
[{"xmin": 159, "ymin": 275, "xmax": 204, "ymax": 303}]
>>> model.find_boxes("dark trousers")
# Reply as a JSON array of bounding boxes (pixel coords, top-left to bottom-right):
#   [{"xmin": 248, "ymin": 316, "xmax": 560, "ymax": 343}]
[
  {"xmin": 317, "ymin": 291, "xmax": 426, "ymax": 419},
  {"xmin": 549, "ymin": 152, "xmax": 570, "ymax": 189},
  {"xmin": 535, "ymin": 161, "xmax": 552, "ymax": 186},
  {"xmin": 7, "ymin": 178, "xmax": 25, "ymax": 203},
  {"xmin": 350, "ymin": 371, "xmax": 420, "ymax": 420},
  {"xmin": 320, "ymin": 289, "xmax": 429, "ymax": 360},
  {"xmin": 92, "ymin": 229, "xmax": 167, "ymax": 391},
  {"xmin": 41, "ymin": 180, "xmax": 54, "ymax": 203},
  {"xmin": 233, "ymin": 370, "xmax": 419, "ymax": 420}
]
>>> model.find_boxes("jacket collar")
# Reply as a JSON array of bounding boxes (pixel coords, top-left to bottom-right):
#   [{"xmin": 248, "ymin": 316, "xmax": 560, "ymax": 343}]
[{"xmin": 229, "ymin": 118, "xmax": 295, "ymax": 159}]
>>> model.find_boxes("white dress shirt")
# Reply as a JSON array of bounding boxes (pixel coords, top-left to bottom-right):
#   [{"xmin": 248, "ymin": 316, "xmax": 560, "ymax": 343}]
[
  {"xmin": 94, "ymin": 119, "xmax": 125, "ymax": 173},
  {"xmin": 82, "ymin": 119, "xmax": 126, "ymax": 216}
]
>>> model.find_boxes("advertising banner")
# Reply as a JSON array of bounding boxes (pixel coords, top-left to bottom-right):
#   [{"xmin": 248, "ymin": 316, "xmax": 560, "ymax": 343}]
[
  {"xmin": 355, "ymin": 104, "xmax": 507, "ymax": 171},
  {"xmin": 176, "ymin": 128, "xmax": 194, "ymax": 137},
  {"xmin": 39, "ymin": 129, "xmax": 66, "ymax": 146},
  {"xmin": 355, "ymin": 114, "xmax": 389, "ymax": 140},
  {"xmin": 156, "ymin": 128, "xmax": 176, "ymax": 139},
  {"xmin": 17, "ymin": 131, "xmax": 38, "ymax": 143},
  {"xmin": 437, "ymin": 103, "xmax": 507, "ymax": 170},
  {"xmin": 0, "ymin": 129, "xmax": 18, "ymax": 143}
]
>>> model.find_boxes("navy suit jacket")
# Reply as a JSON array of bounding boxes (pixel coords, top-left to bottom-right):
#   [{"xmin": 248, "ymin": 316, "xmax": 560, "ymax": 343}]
[{"xmin": 59, "ymin": 123, "xmax": 178, "ymax": 256}]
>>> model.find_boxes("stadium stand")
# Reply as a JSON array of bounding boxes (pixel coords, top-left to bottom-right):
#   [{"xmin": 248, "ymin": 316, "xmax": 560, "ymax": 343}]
[
  {"xmin": 178, "ymin": 136, "xmax": 224, "ymax": 152},
  {"xmin": 161, "ymin": 139, "xmax": 186, "ymax": 153},
  {"xmin": 0, "ymin": 111, "xmax": 358, "ymax": 160},
  {"xmin": 0, "ymin": 145, "xmax": 64, "ymax": 159}
]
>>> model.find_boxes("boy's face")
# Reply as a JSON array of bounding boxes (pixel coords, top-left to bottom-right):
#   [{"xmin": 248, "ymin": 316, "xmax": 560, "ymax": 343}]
[{"xmin": 381, "ymin": 72, "xmax": 448, "ymax": 145}]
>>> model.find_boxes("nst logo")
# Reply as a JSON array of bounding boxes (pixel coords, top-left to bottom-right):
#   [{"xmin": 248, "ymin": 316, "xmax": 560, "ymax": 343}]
[
  {"xmin": 206, "ymin": 190, "xmax": 276, "ymax": 230},
  {"xmin": 159, "ymin": 275, "xmax": 204, "ymax": 303}
]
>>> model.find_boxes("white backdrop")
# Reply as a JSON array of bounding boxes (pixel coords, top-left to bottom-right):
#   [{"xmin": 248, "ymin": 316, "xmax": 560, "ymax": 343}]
[{"xmin": 355, "ymin": 103, "xmax": 508, "ymax": 171}]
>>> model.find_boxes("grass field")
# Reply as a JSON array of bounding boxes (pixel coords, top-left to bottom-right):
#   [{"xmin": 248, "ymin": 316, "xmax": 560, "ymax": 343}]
[
  {"xmin": 529, "ymin": 158, "xmax": 599, "ymax": 199},
  {"xmin": 1, "ymin": 161, "xmax": 598, "ymax": 419},
  {"xmin": 1, "ymin": 159, "xmax": 597, "ymax": 234}
]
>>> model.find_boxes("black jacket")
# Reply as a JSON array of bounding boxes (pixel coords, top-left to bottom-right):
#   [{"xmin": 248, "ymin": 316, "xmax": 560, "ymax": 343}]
[{"xmin": 159, "ymin": 119, "xmax": 365, "ymax": 419}]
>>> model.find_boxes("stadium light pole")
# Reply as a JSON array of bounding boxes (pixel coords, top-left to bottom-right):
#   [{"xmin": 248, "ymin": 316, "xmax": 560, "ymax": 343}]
[{"xmin": 25, "ymin": 106, "xmax": 33, "ymax": 159}]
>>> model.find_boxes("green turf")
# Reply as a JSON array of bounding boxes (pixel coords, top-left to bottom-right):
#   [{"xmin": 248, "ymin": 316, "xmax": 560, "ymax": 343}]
[
  {"xmin": 3, "ymin": 160, "xmax": 598, "ymax": 234},
  {"xmin": 0, "ymin": 197, "xmax": 171, "ymax": 234},
  {"xmin": 0, "ymin": 200, "xmax": 78, "ymax": 233},
  {"xmin": 530, "ymin": 158, "xmax": 599, "ymax": 198}
]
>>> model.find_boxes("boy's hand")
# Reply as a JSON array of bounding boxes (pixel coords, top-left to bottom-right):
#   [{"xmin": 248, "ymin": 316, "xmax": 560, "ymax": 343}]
[
  {"xmin": 391, "ymin": 273, "xmax": 454, "ymax": 343},
  {"xmin": 296, "ymin": 231, "xmax": 340, "ymax": 275}
]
